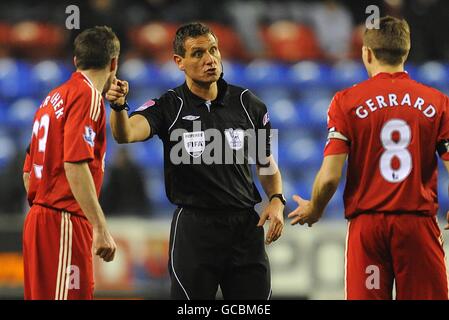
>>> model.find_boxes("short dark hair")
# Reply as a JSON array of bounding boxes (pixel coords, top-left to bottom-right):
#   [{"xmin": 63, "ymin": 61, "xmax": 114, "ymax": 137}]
[
  {"xmin": 74, "ymin": 26, "xmax": 120, "ymax": 70},
  {"xmin": 363, "ymin": 16, "xmax": 410, "ymax": 66},
  {"xmin": 173, "ymin": 22, "xmax": 216, "ymax": 57}
]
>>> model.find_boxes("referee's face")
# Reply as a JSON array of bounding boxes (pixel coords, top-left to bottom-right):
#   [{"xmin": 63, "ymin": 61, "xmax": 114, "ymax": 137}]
[{"xmin": 175, "ymin": 33, "xmax": 222, "ymax": 85}]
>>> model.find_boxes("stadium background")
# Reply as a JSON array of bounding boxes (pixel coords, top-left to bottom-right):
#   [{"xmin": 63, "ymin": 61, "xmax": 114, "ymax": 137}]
[{"xmin": 0, "ymin": 0, "xmax": 448, "ymax": 299}]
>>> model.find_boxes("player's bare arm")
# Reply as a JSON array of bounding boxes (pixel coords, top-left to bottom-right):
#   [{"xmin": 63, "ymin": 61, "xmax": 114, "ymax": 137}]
[
  {"xmin": 256, "ymin": 155, "xmax": 284, "ymax": 245},
  {"xmin": 64, "ymin": 161, "xmax": 117, "ymax": 262},
  {"xmin": 289, "ymin": 153, "xmax": 347, "ymax": 227},
  {"xmin": 106, "ymin": 78, "xmax": 151, "ymax": 143},
  {"xmin": 23, "ymin": 172, "xmax": 30, "ymax": 193},
  {"xmin": 442, "ymin": 160, "xmax": 449, "ymax": 230}
]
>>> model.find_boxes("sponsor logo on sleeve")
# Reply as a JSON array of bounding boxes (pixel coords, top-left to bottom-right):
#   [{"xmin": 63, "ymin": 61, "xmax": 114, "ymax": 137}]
[
  {"xmin": 135, "ymin": 99, "xmax": 156, "ymax": 112},
  {"xmin": 83, "ymin": 126, "xmax": 96, "ymax": 147},
  {"xmin": 262, "ymin": 112, "xmax": 270, "ymax": 126}
]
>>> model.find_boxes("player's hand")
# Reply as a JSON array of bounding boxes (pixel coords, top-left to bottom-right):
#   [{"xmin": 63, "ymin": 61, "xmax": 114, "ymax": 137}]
[
  {"xmin": 257, "ymin": 199, "xmax": 284, "ymax": 245},
  {"xmin": 106, "ymin": 78, "xmax": 129, "ymax": 106},
  {"xmin": 288, "ymin": 195, "xmax": 322, "ymax": 227},
  {"xmin": 93, "ymin": 227, "xmax": 117, "ymax": 262},
  {"xmin": 445, "ymin": 211, "xmax": 449, "ymax": 230}
]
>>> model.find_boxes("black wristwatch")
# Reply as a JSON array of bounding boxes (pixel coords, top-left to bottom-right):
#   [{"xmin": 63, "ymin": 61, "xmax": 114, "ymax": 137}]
[
  {"xmin": 110, "ymin": 101, "xmax": 130, "ymax": 112},
  {"xmin": 269, "ymin": 193, "xmax": 286, "ymax": 205}
]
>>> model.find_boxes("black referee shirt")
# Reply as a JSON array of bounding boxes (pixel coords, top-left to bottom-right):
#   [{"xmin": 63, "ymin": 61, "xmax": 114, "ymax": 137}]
[{"xmin": 130, "ymin": 77, "xmax": 272, "ymax": 210}]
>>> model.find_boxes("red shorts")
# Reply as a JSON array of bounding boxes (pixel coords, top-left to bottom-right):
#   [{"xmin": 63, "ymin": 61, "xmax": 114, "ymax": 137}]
[
  {"xmin": 345, "ymin": 213, "xmax": 448, "ymax": 300},
  {"xmin": 23, "ymin": 205, "xmax": 94, "ymax": 300}
]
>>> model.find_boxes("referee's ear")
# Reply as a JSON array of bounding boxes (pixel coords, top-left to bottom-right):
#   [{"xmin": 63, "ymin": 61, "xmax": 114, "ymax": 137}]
[{"xmin": 173, "ymin": 55, "xmax": 185, "ymax": 71}]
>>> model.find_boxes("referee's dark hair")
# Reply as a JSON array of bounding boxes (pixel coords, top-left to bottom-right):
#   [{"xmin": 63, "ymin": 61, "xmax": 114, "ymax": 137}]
[
  {"xmin": 173, "ymin": 22, "xmax": 217, "ymax": 57},
  {"xmin": 74, "ymin": 26, "xmax": 120, "ymax": 70}
]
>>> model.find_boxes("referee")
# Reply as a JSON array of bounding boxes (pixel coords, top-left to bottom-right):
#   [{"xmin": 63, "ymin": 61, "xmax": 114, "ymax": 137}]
[{"xmin": 106, "ymin": 22, "xmax": 285, "ymax": 300}]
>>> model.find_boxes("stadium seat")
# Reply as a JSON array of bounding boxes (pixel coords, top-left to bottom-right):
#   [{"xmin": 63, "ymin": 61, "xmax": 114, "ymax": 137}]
[
  {"xmin": 268, "ymin": 98, "xmax": 299, "ymax": 129},
  {"xmin": 349, "ymin": 24, "xmax": 364, "ymax": 60},
  {"xmin": 202, "ymin": 22, "xmax": 249, "ymax": 61},
  {"xmin": 261, "ymin": 21, "xmax": 321, "ymax": 62},
  {"xmin": 0, "ymin": 132, "xmax": 16, "ymax": 169},
  {"xmin": 0, "ymin": 58, "xmax": 32, "ymax": 98},
  {"xmin": 128, "ymin": 22, "xmax": 178, "ymax": 62},
  {"xmin": 242, "ymin": 59, "xmax": 289, "ymax": 88},
  {"xmin": 10, "ymin": 22, "xmax": 66, "ymax": 59},
  {"xmin": 7, "ymin": 98, "xmax": 38, "ymax": 127},
  {"xmin": 0, "ymin": 23, "xmax": 11, "ymax": 56},
  {"xmin": 157, "ymin": 60, "xmax": 186, "ymax": 88},
  {"xmin": 287, "ymin": 61, "xmax": 331, "ymax": 88},
  {"xmin": 30, "ymin": 60, "xmax": 71, "ymax": 96},
  {"xmin": 330, "ymin": 60, "xmax": 367, "ymax": 89},
  {"xmin": 415, "ymin": 61, "xmax": 448, "ymax": 89},
  {"xmin": 118, "ymin": 58, "xmax": 148, "ymax": 87},
  {"xmin": 281, "ymin": 130, "xmax": 322, "ymax": 166},
  {"xmin": 221, "ymin": 60, "xmax": 245, "ymax": 86}
]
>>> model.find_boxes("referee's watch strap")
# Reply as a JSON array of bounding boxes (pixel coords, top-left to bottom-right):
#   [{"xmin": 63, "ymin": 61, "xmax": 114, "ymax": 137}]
[
  {"xmin": 110, "ymin": 101, "xmax": 130, "ymax": 112},
  {"xmin": 269, "ymin": 193, "xmax": 286, "ymax": 205}
]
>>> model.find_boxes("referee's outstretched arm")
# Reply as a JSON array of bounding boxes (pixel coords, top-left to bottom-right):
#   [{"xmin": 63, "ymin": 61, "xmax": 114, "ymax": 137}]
[
  {"xmin": 256, "ymin": 155, "xmax": 285, "ymax": 245},
  {"xmin": 107, "ymin": 78, "xmax": 151, "ymax": 143}
]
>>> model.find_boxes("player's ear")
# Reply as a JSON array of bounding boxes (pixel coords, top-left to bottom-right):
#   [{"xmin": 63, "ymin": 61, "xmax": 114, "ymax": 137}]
[
  {"xmin": 110, "ymin": 57, "xmax": 118, "ymax": 73},
  {"xmin": 173, "ymin": 55, "xmax": 185, "ymax": 71},
  {"xmin": 362, "ymin": 46, "xmax": 372, "ymax": 64},
  {"xmin": 73, "ymin": 56, "xmax": 77, "ymax": 68}
]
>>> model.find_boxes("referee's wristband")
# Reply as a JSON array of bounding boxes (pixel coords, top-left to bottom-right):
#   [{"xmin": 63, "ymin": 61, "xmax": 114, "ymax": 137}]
[{"xmin": 110, "ymin": 101, "xmax": 130, "ymax": 112}]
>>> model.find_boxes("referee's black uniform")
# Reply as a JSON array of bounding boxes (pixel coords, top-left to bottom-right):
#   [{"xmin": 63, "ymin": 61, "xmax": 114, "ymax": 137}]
[{"xmin": 131, "ymin": 77, "xmax": 272, "ymax": 300}]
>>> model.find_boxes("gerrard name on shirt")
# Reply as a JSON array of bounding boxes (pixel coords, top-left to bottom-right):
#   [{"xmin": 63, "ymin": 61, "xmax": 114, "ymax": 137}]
[{"xmin": 355, "ymin": 92, "xmax": 436, "ymax": 119}]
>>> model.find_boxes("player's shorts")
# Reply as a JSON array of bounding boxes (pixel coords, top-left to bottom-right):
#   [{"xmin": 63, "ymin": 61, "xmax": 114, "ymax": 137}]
[
  {"xmin": 168, "ymin": 206, "xmax": 271, "ymax": 300},
  {"xmin": 23, "ymin": 204, "xmax": 94, "ymax": 300},
  {"xmin": 345, "ymin": 212, "xmax": 448, "ymax": 300}
]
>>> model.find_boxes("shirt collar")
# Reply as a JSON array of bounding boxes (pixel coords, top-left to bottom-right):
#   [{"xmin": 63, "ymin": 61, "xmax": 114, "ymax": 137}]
[
  {"xmin": 72, "ymin": 71, "xmax": 101, "ymax": 95},
  {"xmin": 372, "ymin": 71, "xmax": 410, "ymax": 80},
  {"xmin": 182, "ymin": 77, "xmax": 229, "ymax": 108}
]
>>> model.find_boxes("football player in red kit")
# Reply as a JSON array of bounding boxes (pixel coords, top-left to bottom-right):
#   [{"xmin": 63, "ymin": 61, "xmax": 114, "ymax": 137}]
[
  {"xmin": 22, "ymin": 26, "xmax": 120, "ymax": 300},
  {"xmin": 288, "ymin": 16, "xmax": 449, "ymax": 300}
]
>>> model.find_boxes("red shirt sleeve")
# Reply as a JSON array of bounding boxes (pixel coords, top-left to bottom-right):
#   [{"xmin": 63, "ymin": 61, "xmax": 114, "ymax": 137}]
[
  {"xmin": 64, "ymin": 88, "xmax": 101, "ymax": 163},
  {"xmin": 437, "ymin": 96, "xmax": 449, "ymax": 161},
  {"xmin": 324, "ymin": 93, "xmax": 350, "ymax": 156}
]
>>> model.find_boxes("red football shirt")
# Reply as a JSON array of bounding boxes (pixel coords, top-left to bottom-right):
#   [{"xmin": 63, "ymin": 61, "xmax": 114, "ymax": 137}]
[
  {"xmin": 24, "ymin": 72, "xmax": 106, "ymax": 218},
  {"xmin": 324, "ymin": 72, "xmax": 449, "ymax": 218}
]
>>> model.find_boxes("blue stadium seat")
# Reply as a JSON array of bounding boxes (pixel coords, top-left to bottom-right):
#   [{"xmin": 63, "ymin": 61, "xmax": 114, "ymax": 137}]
[
  {"xmin": 304, "ymin": 97, "xmax": 331, "ymax": 128},
  {"xmin": 120, "ymin": 58, "xmax": 160, "ymax": 88},
  {"xmin": 0, "ymin": 102, "xmax": 8, "ymax": 126},
  {"xmin": 242, "ymin": 60, "xmax": 289, "ymax": 88},
  {"xmin": 256, "ymin": 86, "xmax": 291, "ymax": 104},
  {"xmin": 30, "ymin": 60, "xmax": 71, "ymax": 96},
  {"xmin": 157, "ymin": 61, "xmax": 185, "ymax": 88},
  {"xmin": 221, "ymin": 60, "xmax": 245, "ymax": 86},
  {"xmin": 129, "ymin": 138, "xmax": 164, "ymax": 168},
  {"xmin": 295, "ymin": 97, "xmax": 330, "ymax": 129},
  {"xmin": 0, "ymin": 58, "xmax": 32, "ymax": 98},
  {"xmin": 287, "ymin": 61, "xmax": 331, "ymax": 88},
  {"xmin": 415, "ymin": 62, "xmax": 448, "ymax": 89},
  {"xmin": 280, "ymin": 131, "xmax": 322, "ymax": 166},
  {"xmin": 330, "ymin": 60, "xmax": 366, "ymax": 89},
  {"xmin": 7, "ymin": 98, "xmax": 38, "ymax": 127},
  {"xmin": 268, "ymin": 98, "xmax": 299, "ymax": 129},
  {"xmin": 0, "ymin": 132, "xmax": 16, "ymax": 169}
]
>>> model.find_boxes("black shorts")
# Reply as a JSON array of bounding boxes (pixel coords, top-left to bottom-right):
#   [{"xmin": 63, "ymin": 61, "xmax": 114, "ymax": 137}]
[{"xmin": 168, "ymin": 206, "xmax": 271, "ymax": 300}]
